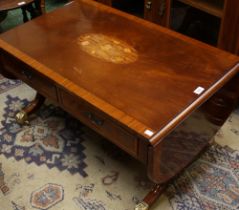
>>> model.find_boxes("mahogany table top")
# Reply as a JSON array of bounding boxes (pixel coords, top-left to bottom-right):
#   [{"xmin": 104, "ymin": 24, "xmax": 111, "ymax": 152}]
[
  {"xmin": 0, "ymin": 0, "xmax": 238, "ymax": 141},
  {"xmin": 0, "ymin": 0, "xmax": 34, "ymax": 11}
]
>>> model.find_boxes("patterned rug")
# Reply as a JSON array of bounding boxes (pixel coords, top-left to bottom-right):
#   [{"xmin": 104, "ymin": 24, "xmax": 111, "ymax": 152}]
[
  {"xmin": 0, "ymin": 75, "xmax": 239, "ymax": 210},
  {"xmin": 0, "ymin": 75, "xmax": 21, "ymax": 94}
]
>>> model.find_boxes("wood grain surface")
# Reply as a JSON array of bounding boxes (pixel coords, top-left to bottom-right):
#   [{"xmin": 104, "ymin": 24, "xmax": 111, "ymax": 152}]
[{"xmin": 0, "ymin": 0, "xmax": 238, "ymax": 143}]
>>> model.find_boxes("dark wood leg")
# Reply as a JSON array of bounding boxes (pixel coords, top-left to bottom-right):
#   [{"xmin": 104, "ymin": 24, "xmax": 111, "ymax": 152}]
[
  {"xmin": 26, "ymin": 4, "xmax": 39, "ymax": 19},
  {"xmin": 21, "ymin": 2, "xmax": 41, "ymax": 23},
  {"xmin": 135, "ymin": 184, "xmax": 167, "ymax": 210},
  {"xmin": 34, "ymin": 0, "xmax": 45, "ymax": 15},
  {"xmin": 15, "ymin": 93, "xmax": 45, "ymax": 125},
  {"xmin": 204, "ymin": 73, "xmax": 239, "ymax": 126},
  {"xmin": 21, "ymin": 7, "xmax": 29, "ymax": 22}
]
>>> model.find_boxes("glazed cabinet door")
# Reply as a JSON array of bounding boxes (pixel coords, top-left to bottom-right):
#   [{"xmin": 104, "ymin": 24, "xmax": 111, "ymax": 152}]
[{"xmin": 144, "ymin": 0, "xmax": 171, "ymax": 26}]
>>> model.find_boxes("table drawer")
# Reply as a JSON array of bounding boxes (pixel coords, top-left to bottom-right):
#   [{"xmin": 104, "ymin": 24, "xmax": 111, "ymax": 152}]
[
  {"xmin": 1, "ymin": 52, "xmax": 58, "ymax": 101},
  {"xmin": 60, "ymin": 89, "xmax": 138, "ymax": 157}
]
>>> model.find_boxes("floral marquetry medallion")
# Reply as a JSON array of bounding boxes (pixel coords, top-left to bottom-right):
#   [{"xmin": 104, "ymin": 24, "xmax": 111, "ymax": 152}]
[
  {"xmin": 0, "ymin": 95, "xmax": 87, "ymax": 176},
  {"xmin": 78, "ymin": 33, "xmax": 138, "ymax": 64}
]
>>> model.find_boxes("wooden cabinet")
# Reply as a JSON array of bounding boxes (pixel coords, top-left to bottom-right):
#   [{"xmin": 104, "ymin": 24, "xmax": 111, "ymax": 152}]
[
  {"xmin": 169, "ymin": 0, "xmax": 239, "ymax": 55},
  {"xmin": 176, "ymin": 0, "xmax": 224, "ymax": 18},
  {"xmin": 95, "ymin": 0, "xmax": 171, "ymax": 25},
  {"xmin": 143, "ymin": 0, "xmax": 171, "ymax": 26},
  {"xmin": 96, "ymin": 0, "xmax": 239, "ymax": 55},
  {"xmin": 218, "ymin": 0, "xmax": 239, "ymax": 54}
]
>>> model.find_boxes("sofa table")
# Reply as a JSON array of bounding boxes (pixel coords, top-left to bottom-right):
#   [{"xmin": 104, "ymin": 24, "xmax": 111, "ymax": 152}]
[{"xmin": 0, "ymin": 0, "xmax": 239, "ymax": 209}]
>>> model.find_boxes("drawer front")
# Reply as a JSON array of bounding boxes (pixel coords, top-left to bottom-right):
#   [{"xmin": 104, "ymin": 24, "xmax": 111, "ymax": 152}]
[
  {"xmin": 1, "ymin": 52, "xmax": 58, "ymax": 101},
  {"xmin": 60, "ymin": 89, "xmax": 138, "ymax": 157}
]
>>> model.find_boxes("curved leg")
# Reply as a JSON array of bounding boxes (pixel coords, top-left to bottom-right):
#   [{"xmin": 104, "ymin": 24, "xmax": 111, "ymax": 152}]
[
  {"xmin": 16, "ymin": 93, "xmax": 45, "ymax": 125},
  {"xmin": 135, "ymin": 184, "xmax": 167, "ymax": 210}
]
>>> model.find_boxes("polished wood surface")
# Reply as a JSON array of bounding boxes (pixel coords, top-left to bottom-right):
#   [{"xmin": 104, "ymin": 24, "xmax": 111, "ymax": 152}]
[
  {"xmin": 0, "ymin": 0, "xmax": 34, "ymax": 11},
  {"xmin": 0, "ymin": 0, "xmax": 239, "ymax": 196},
  {"xmin": 0, "ymin": 0, "xmax": 239, "ymax": 141}
]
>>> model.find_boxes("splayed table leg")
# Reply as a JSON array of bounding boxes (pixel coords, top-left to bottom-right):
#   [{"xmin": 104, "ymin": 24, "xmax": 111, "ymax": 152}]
[
  {"xmin": 135, "ymin": 184, "xmax": 167, "ymax": 210},
  {"xmin": 16, "ymin": 93, "xmax": 45, "ymax": 125}
]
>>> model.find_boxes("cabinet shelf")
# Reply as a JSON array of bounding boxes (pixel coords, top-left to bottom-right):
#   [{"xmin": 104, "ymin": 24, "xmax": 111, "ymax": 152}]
[
  {"xmin": 177, "ymin": 0, "xmax": 224, "ymax": 18},
  {"xmin": 95, "ymin": 0, "xmax": 239, "ymax": 54}
]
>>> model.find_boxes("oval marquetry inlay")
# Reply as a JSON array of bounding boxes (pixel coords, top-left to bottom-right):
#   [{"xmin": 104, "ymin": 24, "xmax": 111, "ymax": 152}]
[{"xmin": 77, "ymin": 34, "xmax": 138, "ymax": 64}]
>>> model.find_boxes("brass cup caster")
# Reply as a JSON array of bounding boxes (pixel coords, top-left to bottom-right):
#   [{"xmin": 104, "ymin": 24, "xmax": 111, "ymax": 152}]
[
  {"xmin": 135, "ymin": 202, "xmax": 149, "ymax": 210},
  {"xmin": 15, "ymin": 110, "xmax": 29, "ymax": 125}
]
